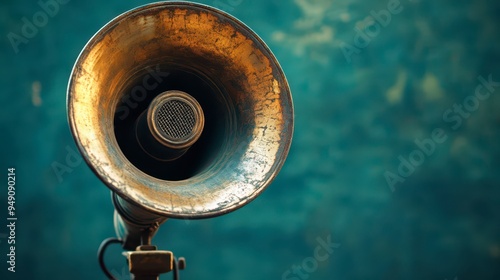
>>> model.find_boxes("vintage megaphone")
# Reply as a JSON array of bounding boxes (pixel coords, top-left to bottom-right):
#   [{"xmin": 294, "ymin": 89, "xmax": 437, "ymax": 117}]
[{"xmin": 67, "ymin": 1, "xmax": 293, "ymax": 278}]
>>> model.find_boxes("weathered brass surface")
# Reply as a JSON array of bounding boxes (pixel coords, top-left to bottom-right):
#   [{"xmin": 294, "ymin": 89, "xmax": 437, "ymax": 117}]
[{"xmin": 67, "ymin": 2, "xmax": 293, "ymax": 218}]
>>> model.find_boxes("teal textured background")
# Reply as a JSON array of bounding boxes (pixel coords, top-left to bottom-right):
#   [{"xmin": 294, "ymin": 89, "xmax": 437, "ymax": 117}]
[{"xmin": 0, "ymin": 0, "xmax": 499, "ymax": 279}]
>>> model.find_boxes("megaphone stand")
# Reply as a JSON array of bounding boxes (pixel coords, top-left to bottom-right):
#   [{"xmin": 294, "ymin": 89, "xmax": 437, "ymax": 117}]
[
  {"xmin": 98, "ymin": 224, "xmax": 186, "ymax": 280},
  {"xmin": 122, "ymin": 226, "xmax": 186, "ymax": 280},
  {"xmin": 98, "ymin": 195, "xmax": 186, "ymax": 280}
]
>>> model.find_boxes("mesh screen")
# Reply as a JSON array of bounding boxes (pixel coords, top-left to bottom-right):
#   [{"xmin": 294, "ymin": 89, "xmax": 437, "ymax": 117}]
[{"xmin": 154, "ymin": 99, "xmax": 196, "ymax": 140}]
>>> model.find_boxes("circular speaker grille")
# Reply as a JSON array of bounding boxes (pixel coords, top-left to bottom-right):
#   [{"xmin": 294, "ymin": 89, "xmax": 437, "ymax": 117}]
[
  {"xmin": 155, "ymin": 99, "xmax": 196, "ymax": 141},
  {"xmin": 148, "ymin": 90, "xmax": 204, "ymax": 149}
]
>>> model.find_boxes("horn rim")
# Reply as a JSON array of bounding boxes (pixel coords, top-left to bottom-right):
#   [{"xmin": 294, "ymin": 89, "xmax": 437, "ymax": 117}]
[{"xmin": 67, "ymin": 1, "xmax": 294, "ymax": 219}]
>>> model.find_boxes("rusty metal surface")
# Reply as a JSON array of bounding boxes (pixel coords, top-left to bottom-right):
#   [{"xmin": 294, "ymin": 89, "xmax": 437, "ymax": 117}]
[{"xmin": 67, "ymin": 2, "xmax": 293, "ymax": 218}]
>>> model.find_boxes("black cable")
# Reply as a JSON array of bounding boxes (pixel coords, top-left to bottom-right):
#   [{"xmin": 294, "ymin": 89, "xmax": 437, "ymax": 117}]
[
  {"xmin": 173, "ymin": 258, "xmax": 179, "ymax": 280},
  {"xmin": 98, "ymin": 237, "xmax": 123, "ymax": 280}
]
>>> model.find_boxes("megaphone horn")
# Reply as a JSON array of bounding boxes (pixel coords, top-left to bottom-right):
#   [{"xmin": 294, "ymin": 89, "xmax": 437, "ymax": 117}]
[{"xmin": 67, "ymin": 1, "xmax": 293, "ymax": 251}]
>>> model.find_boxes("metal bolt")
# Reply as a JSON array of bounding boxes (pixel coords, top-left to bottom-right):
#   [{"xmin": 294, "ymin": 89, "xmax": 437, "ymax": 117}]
[{"xmin": 178, "ymin": 257, "xmax": 186, "ymax": 270}]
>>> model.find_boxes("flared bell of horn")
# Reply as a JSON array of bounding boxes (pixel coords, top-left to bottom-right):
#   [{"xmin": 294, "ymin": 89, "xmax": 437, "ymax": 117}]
[{"xmin": 67, "ymin": 2, "xmax": 293, "ymax": 219}]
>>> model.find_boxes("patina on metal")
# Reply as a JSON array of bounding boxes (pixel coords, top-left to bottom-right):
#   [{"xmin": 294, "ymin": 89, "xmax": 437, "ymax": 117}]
[{"xmin": 67, "ymin": 1, "xmax": 293, "ymax": 219}]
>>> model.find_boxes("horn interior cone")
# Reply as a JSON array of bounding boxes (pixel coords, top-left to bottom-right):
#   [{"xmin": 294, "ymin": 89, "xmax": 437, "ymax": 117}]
[{"xmin": 67, "ymin": 2, "xmax": 293, "ymax": 218}]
